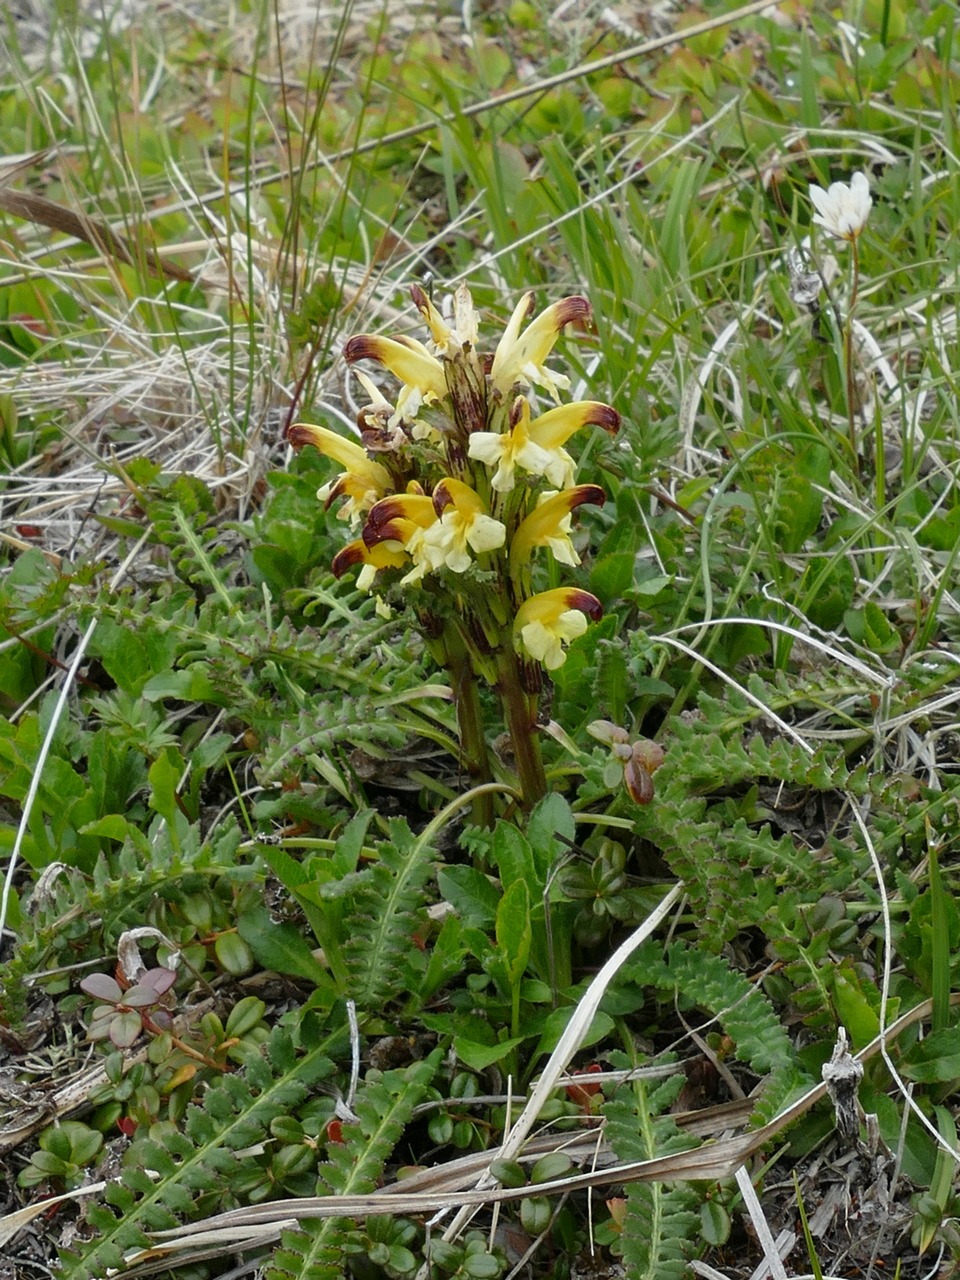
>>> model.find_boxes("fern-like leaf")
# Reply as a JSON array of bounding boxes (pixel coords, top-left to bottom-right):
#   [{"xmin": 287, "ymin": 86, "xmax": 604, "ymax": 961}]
[
  {"xmin": 663, "ymin": 945, "xmax": 794, "ymax": 1074},
  {"xmin": 604, "ymin": 1068, "xmax": 700, "ymax": 1280},
  {"xmin": 263, "ymin": 1051, "xmax": 441, "ymax": 1280},
  {"xmin": 59, "ymin": 1028, "xmax": 337, "ymax": 1280},
  {"xmin": 318, "ymin": 817, "xmax": 439, "ymax": 1008},
  {"xmin": 260, "ymin": 697, "xmax": 409, "ymax": 786}
]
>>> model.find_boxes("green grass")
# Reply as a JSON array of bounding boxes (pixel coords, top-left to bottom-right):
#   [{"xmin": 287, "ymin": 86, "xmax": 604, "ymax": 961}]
[{"xmin": 2, "ymin": 0, "xmax": 960, "ymax": 1277}]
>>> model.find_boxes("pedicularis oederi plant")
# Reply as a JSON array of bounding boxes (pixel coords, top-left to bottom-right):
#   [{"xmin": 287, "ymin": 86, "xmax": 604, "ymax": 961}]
[{"xmin": 287, "ymin": 285, "xmax": 619, "ymax": 814}]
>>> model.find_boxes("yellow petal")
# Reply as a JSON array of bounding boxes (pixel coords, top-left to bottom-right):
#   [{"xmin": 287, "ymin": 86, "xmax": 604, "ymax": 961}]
[
  {"xmin": 344, "ymin": 334, "xmax": 447, "ymax": 400},
  {"xmin": 491, "ymin": 295, "xmax": 591, "ymax": 397},
  {"xmin": 528, "ymin": 400, "xmax": 620, "ymax": 449},
  {"xmin": 514, "ymin": 588, "xmax": 602, "ymax": 669},
  {"xmin": 510, "ymin": 484, "xmax": 605, "ymax": 571}
]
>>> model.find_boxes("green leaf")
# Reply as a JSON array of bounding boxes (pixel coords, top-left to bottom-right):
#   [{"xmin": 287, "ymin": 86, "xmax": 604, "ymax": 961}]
[
  {"xmin": 142, "ymin": 667, "xmax": 222, "ymax": 703},
  {"xmin": 461, "ymin": 1250, "xmax": 501, "ymax": 1278},
  {"xmin": 80, "ymin": 815, "xmax": 132, "ymax": 842},
  {"xmin": 590, "ymin": 550, "xmax": 637, "ymax": 601},
  {"xmin": 225, "ymin": 997, "xmax": 266, "ymax": 1039},
  {"xmin": 454, "ymin": 1035, "xmax": 526, "ymax": 1071},
  {"xmin": 862, "ymin": 601, "xmax": 900, "ymax": 655},
  {"xmin": 237, "ymin": 905, "xmax": 332, "ymax": 988},
  {"xmin": 332, "ymin": 808, "xmax": 375, "ymax": 877},
  {"xmin": 772, "ymin": 471, "xmax": 822, "ymax": 553},
  {"xmin": 92, "ymin": 620, "xmax": 153, "ymax": 696},
  {"xmin": 147, "ymin": 748, "xmax": 187, "ymax": 843},
  {"xmin": 700, "ymin": 1198, "xmax": 731, "ymax": 1246},
  {"xmin": 802, "ymin": 556, "xmax": 854, "ymax": 630},
  {"xmin": 832, "ymin": 970, "xmax": 881, "ymax": 1048},
  {"xmin": 419, "ymin": 914, "xmax": 466, "ymax": 1001},
  {"xmin": 492, "ymin": 822, "xmax": 537, "ymax": 893},
  {"xmin": 902, "ymin": 1028, "xmax": 960, "ymax": 1084},
  {"xmin": 530, "ymin": 1006, "xmax": 614, "ymax": 1063},
  {"xmin": 527, "ymin": 792, "xmax": 575, "ymax": 869},
  {"xmin": 496, "ymin": 879, "xmax": 531, "ymax": 989},
  {"xmin": 261, "ymin": 842, "xmax": 310, "ymax": 892},
  {"xmin": 437, "ymin": 865, "xmax": 499, "ymax": 928},
  {"xmin": 594, "ymin": 642, "xmax": 629, "ymax": 724},
  {"xmin": 215, "ymin": 931, "xmax": 255, "ymax": 976},
  {"xmin": 192, "ymin": 733, "xmax": 234, "ymax": 771}
]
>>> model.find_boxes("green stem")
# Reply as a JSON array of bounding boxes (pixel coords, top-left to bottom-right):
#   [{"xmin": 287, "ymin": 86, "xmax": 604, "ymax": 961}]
[
  {"xmin": 496, "ymin": 643, "xmax": 547, "ymax": 809},
  {"xmin": 444, "ymin": 627, "xmax": 495, "ymax": 827},
  {"xmin": 844, "ymin": 239, "xmax": 861, "ymax": 476}
]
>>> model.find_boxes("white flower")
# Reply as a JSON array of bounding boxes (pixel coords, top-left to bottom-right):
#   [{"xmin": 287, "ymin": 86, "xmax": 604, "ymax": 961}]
[{"xmin": 808, "ymin": 171, "xmax": 872, "ymax": 242}]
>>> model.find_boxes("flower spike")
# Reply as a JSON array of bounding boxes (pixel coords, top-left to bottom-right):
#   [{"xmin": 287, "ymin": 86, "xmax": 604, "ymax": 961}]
[{"xmin": 303, "ymin": 282, "xmax": 614, "ymax": 808}]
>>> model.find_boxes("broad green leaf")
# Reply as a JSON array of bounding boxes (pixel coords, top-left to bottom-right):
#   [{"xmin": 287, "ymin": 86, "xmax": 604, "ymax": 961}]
[
  {"xmin": 238, "ymin": 905, "xmax": 332, "ymax": 989},
  {"xmin": 530, "ymin": 1007, "xmax": 614, "ymax": 1063},
  {"xmin": 437, "ymin": 865, "xmax": 500, "ymax": 928},
  {"xmin": 454, "ymin": 1036, "xmax": 526, "ymax": 1071},
  {"xmin": 903, "ymin": 1028, "xmax": 960, "ymax": 1084},
  {"xmin": 496, "ymin": 879, "xmax": 531, "ymax": 988},
  {"xmin": 492, "ymin": 822, "xmax": 537, "ymax": 893},
  {"xmin": 142, "ymin": 667, "xmax": 221, "ymax": 703},
  {"xmin": 80, "ymin": 815, "xmax": 132, "ymax": 842}
]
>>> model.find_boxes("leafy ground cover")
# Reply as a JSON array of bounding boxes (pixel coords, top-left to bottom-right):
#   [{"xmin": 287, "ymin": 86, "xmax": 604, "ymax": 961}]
[{"xmin": 1, "ymin": 0, "xmax": 960, "ymax": 1277}]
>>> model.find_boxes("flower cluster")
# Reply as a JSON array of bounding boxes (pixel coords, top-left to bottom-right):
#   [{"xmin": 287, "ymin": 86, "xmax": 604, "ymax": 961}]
[
  {"xmin": 288, "ymin": 286, "xmax": 618, "ymax": 684},
  {"xmin": 287, "ymin": 285, "xmax": 620, "ymax": 806}
]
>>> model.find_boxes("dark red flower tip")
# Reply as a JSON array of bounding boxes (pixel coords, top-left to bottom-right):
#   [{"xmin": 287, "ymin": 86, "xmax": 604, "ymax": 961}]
[
  {"xmin": 566, "ymin": 590, "xmax": 604, "ymax": 622},
  {"xmin": 592, "ymin": 404, "xmax": 621, "ymax": 435},
  {"xmin": 343, "ymin": 334, "xmax": 379, "ymax": 364},
  {"xmin": 570, "ymin": 484, "xmax": 607, "ymax": 511},
  {"xmin": 331, "ymin": 544, "xmax": 364, "ymax": 578}
]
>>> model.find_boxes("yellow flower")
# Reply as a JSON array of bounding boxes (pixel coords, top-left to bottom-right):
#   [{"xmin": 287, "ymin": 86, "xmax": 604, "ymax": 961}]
[
  {"xmin": 510, "ymin": 484, "xmax": 606, "ymax": 574},
  {"xmin": 410, "ymin": 281, "xmax": 480, "ymax": 355},
  {"xmin": 514, "ymin": 588, "xmax": 603, "ymax": 670},
  {"xmin": 286, "ymin": 422, "xmax": 392, "ymax": 525},
  {"xmin": 468, "ymin": 396, "xmax": 619, "ymax": 492},
  {"xmin": 344, "ymin": 333, "xmax": 447, "ymax": 426},
  {"xmin": 332, "ymin": 539, "xmax": 408, "ymax": 591},
  {"xmin": 490, "ymin": 294, "xmax": 592, "ymax": 401},
  {"xmin": 425, "ymin": 478, "xmax": 506, "ymax": 572},
  {"xmin": 363, "ymin": 492, "xmax": 440, "ymax": 586}
]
